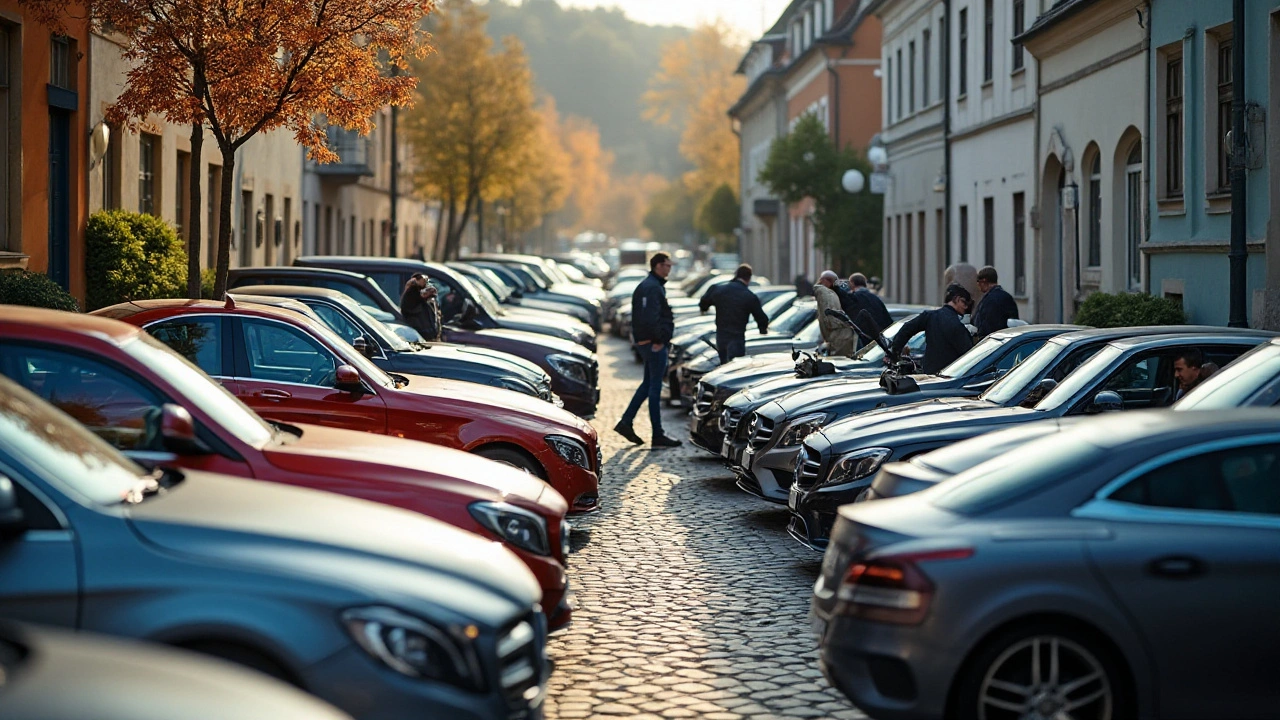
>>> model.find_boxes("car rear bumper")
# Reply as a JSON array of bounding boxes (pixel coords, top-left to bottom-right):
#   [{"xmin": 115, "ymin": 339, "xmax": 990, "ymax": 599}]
[{"xmin": 817, "ymin": 614, "xmax": 957, "ymax": 720}]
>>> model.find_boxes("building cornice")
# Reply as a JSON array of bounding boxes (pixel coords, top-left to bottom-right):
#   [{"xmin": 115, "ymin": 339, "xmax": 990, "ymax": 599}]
[
  {"xmin": 1019, "ymin": 0, "xmax": 1139, "ymax": 57},
  {"xmin": 949, "ymin": 106, "xmax": 1035, "ymax": 142},
  {"xmin": 1038, "ymin": 40, "xmax": 1146, "ymax": 95}
]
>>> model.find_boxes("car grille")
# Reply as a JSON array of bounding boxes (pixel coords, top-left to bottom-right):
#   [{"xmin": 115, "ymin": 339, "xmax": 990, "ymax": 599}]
[
  {"xmin": 719, "ymin": 407, "xmax": 743, "ymax": 434},
  {"xmin": 497, "ymin": 616, "xmax": 544, "ymax": 718},
  {"xmin": 748, "ymin": 413, "xmax": 775, "ymax": 451},
  {"xmin": 693, "ymin": 382, "xmax": 714, "ymax": 417},
  {"xmin": 794, "ymin": 445, "xmax": 822, "ymax": 490}
]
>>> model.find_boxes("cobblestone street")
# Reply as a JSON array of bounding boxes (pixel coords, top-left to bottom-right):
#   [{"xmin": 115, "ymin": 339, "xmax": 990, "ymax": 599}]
[{"xmin": 546, "ymin": 336, "xmax": 866, "ymax": 720}]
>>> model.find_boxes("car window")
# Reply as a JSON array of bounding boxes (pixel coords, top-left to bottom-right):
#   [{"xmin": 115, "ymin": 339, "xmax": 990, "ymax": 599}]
[
  {"xmin": 794, "ymin": 318, "xmax": 821, "ymax": 344},
  {"xmin": 367, "ymin": 272, "xmax": 404, "ymax": 302},
  {"xmin": 938, "ymin": 336, "xmax": 1006, "ymax": 379},
  {"xmin": 1175, "ymin": 344, "xmax": 1280, "ymax": 410},
  {"xmin": 0, "ymin": 345, "xmax": 162, "ymax": 450},
  {"xmin": 1110, "ymin": 444, "xmax": 1280, "ymax": 515},
  {"xmin": 995, "ymin": 339, "xmax": 1047, "ymax": 373},
  {"xmin": 147, "ymin": 317, "xmax": 223, "ymax": 376},
  {"xmin": 308, "ymin": 303, "xmax": 364, "ymax": 345},
  {"xmin": 313, "ymin": 279, "xmax": 385, "ymax": 311},
  {"xmin": 428, "ymin": 277, "xmax": 467, "ymax": 323},
  {"xmin": 242, "ymin": 319, "xmax": 336, "ymax": 387}
]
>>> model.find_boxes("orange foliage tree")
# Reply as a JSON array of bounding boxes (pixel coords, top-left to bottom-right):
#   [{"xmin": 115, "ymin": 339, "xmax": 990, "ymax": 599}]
[{"xmin": 23, "ymin": 0, "xmax": 435, "ymax": 298}]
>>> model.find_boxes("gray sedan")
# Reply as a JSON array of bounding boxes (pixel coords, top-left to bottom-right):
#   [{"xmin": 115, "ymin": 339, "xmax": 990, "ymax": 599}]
[{"xmin": 813, "ymin": 410, "xmax": 1280, "ymax": 720}]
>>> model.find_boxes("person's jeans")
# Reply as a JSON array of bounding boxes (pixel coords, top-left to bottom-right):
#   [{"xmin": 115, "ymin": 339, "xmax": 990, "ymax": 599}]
[
  {"xmin": 716, "ymin": 332, "xmax": 747, "ymax": 364},
  {"xmin": 621, "ymin": 343, "xmax": 669, "ymax": 438}
]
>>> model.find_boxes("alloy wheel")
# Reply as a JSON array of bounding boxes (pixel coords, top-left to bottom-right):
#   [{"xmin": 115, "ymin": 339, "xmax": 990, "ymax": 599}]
[{"xmin": 977, "ymin": 635, "xmax": 1112, "ymax": 720}]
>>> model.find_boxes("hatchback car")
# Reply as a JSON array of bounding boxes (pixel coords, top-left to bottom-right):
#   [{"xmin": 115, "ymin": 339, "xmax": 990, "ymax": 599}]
[
  {"xmin": 815, "ymin": 410, "xmax": 1280, "ymax": 720},
  {"xmin": 96, "ymin": 299, "xmax": 604, "ymax": 513},
  {"xmin": 0, "ymin": 376, "xmax": 549, "ymax": 720}
]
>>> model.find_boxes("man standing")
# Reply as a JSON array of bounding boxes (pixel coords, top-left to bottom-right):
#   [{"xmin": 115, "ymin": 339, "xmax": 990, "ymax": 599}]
[
  {"xmin": 399, "ymin": 273, "xmax": 441, "ymax": 342},
  {"xmin": 890, "ymin": 283, "xmax": 974, "ymax": 374},
  {"xmin": 815, "ymin": 271, "xmax": 855, "ymax": 357},
  {"xmin": 845, "ymin": 273, "xmax": 893, "ymax": 336},
  {"xmin": 615, "ymin": 253, "xmax": 682, "ymax": 448},
  {"xmin": 972, "ymin": 266, "xmax": 1019, "ymax": 339},
  {"xmin": 699, "ymin": 264, "xmax": 768, "ymax": 363}
]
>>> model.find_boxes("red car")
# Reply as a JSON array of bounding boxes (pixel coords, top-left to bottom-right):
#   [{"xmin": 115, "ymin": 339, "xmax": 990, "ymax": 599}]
[
  {"xmin": 0, "ymin": 306, "xmax": 577, "ymax": 628},
  {"xmin": 95, "ymin": 298, "xmax": 602, "ymax": 514}
]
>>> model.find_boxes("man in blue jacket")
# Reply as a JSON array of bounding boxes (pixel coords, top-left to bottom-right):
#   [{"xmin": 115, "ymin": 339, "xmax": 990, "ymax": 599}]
[
  {"xmin": 615, "ymin": 253, "xmax": 682, "ymax": 448},
  {"xmin": 699, "ymin": 264, "xmax": 768, "ymax": 363}
]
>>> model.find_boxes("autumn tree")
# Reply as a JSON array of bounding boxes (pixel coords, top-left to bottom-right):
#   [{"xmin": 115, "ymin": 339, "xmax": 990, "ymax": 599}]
[{"xmin": 697, "ymin": 183, "xmax": 740, "ymax": 252}]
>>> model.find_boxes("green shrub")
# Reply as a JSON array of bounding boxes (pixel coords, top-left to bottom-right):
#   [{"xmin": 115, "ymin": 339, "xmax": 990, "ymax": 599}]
[
  {"xmin": 85, "ymin": 210, "xmax": 188, "ymax": 311},
  {"xmin": 201, "ymin": 268, "xmax": 217, "ymax": 299},
  {"xmin": 1075, "ymin": 292, "xmax": 1187, "ymax": 328},
  {"xmin": 0, "ymin": 269, "xmax": 80, "ymax": 311}
]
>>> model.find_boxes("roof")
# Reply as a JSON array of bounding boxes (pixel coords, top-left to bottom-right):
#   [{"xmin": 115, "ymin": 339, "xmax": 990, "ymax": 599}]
[
  {"xmin": 230, "ymin": 265, "xmax": 373, "ymax": 281},
  {"xmin": 1105, "ymin": 329, "xmax": 1280, "ymax": 351},
  {"xmin": 1013, "ymin": 0, "xmax": 1104, "ymax": 46},
  {"xmin": 1052, "ymin": 325, "xmax": 1277, "ymax": 345},
  {"xmin": 1, "ymin": 304, "xmax": 141, "ymax": 343},
  {"xmin": 228, "ymin": 284, "xmax": 354, "ymax": 302},
  {"xmin": 92, "ymin": 298, "xmax": 319, "ymax": 327},
  {"xmin": 988, "ymin": 324, "xmax": 1084, "ymax": 341},
  {"xmin": 1071, "ymin": 408, "xmax": 1280, "ymax": 449},
  {"xmin": 296, "ymin": 256, "xmax": 429, "ymax": 270}
]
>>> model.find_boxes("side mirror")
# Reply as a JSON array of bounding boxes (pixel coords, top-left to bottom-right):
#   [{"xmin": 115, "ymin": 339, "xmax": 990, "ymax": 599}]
[
  {"xmin": 353, "ymin": 335, "xmax": 376, "ymax": 358},
  {"xmin": 1087, "ymin": 390, "xmax": 1124, "ymax": 414},
  {"xmin": 1036, "ymin": 378, "xmax": 1059, "ymax": 394},
  {"xmin": 335, "ymin": 364, "xmax": 364, "ymax": 392},
  {"xmin": 0, "ymin": 474, "xmax": 26, "ymax": 539},
  {"xmin": 145, "ymin": 404, "xmax": 210, "ymax": 455}
]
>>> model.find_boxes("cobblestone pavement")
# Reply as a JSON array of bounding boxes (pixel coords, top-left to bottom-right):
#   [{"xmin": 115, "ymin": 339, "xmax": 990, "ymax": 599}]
[{"xmin": 546, "ymin": 336, "xmax": 866, "ymax": 720}]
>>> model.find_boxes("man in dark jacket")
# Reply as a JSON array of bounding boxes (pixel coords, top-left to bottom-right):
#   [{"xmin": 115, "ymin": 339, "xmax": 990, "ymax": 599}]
[
  {"xmin": 846, "ymin": 273, "xmax": 893, "ymax": 334},
  {"xmin": 699, "ymin": 264, "xmax": 768, "ymax": 363},
  {"xmin": 972, "ymin": 266, "xmax": 1019, "ymax": 339},
  {"xmin": 890, "ymin": 283, "xmax": 974, "ymax": 374},
  {"xmin": 616, "ymin": 253, "xmax": 681, "ymax": 448},
  {"xmin": 399, "ymin": 273, "xmax": 441, "ymax": 342}
]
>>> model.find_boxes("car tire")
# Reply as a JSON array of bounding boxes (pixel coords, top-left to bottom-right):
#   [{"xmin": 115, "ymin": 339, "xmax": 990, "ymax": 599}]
[
  {"xmin": 950, "ymin": 620, "xmax": 1131, "ymax": 720},
  {"xmin": 475, "ymin": 446, "xmax": 547, "ymax": 480}
]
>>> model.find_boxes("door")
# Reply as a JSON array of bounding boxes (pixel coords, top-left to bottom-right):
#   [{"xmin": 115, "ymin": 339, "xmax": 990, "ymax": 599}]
[
  {"xmin": 47, "ymin": 109, "xmax": 70, "ymax": 289},
  {"xmin": 0, "ymin": 464, "xmax": 79, "ymax": 627},
  {"xmin": 1084, "ymin": 441, "xmax": 1280, "ymax": 718},
  {"xmin": 233, "ymin": 317, "xmax": 387, "ymax": 432}
]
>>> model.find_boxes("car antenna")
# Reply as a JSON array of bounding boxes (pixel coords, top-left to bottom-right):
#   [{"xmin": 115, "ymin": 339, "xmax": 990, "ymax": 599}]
[{"xmin": 224, "ymin": 294, "xmax": 236, "ymax": 310}]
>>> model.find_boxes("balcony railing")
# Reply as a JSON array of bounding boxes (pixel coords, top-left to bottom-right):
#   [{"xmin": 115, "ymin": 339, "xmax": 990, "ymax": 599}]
[{"xmin": 311, "ymin": 126, "xmax": 373, "ymax": 179}]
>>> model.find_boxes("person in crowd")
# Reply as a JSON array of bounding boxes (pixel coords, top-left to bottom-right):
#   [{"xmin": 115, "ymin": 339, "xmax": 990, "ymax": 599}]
[
  {"xmin": 846, "ymin": 272, "xmax": 893, "ymax": 335},
  {"xmin": 616, "ymin": 253, "xmax": 682, "ymax": 448},
  {"xmin": 972, "ymin": 266, "xmax": 1019, "ymax": 339},
  {"xmin": 794, "ymin": 274, "xmax": 814, "ymax": 297},
  {"xmin": 814, "ymin": 271, "xmax": 855, "ymax": 357},
  {"xmin": 699, "ymin": 264, "xmax": 768, "ymax": 363},
  {"xmin": 1174, "ymin": 348, "xmax": 1213, "ymax": 401},
  {"xmin": 890, "ymin": 283, "xmax": 974, "ymax": 374},
  {"xmin": 399, "ymin": 273, "xmax": 441, "ymax": 342}
]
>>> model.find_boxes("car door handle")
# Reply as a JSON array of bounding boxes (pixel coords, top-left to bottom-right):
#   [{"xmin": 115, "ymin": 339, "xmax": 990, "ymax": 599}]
[
  {"xmin": 259, "ymin": 389, "xmax": 292, "ymax": 401},
  {"xmin": 1147, "ymin": 555, "xmax": 1206, "ymax": 579}
]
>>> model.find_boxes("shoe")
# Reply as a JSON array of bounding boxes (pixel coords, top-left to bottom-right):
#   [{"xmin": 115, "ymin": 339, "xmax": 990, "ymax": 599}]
[
  {"xmin": 614, "ymin": 422, "xmax": 643, "ymax": 445},
  {"xmin": 652, "ymin": 434, "xmax": 683, "ymax": 448}
]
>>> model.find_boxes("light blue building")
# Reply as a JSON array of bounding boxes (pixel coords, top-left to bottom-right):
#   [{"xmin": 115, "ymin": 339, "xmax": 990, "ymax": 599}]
[{"xmin": 1146, "ymin": 0, "xmax": 1279, "ymax": 328}]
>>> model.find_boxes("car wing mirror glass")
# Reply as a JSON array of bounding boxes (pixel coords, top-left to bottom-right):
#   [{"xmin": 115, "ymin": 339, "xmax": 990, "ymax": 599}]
[
  {"xmin": 0, "ymin": 474, "xmax": 26, "ymax": 539},
  {"xmin": 1086, "ymin": 390, "xmax": 1124, "ymax": 414},
  {"xmin": 335, "ymin": 364, "xmax": 364, "ymax": 392},
  {"xmin": 147, "ymin": 404, "xmax": 210, "ymax": 455},
  {"xmin": 353, "ymin": 335, "xmax": 377, "ymax": 358}
]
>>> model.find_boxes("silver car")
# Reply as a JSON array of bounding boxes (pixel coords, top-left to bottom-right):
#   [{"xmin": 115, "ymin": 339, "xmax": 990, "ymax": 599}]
[{"xmin": 814, "ymin": 409, "xmax": 1280, "ymax": 720}]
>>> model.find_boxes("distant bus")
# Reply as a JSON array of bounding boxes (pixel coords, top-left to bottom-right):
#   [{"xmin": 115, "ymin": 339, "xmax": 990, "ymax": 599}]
[{"xmin": 619, "ymin": 239, "xmax": 660, "ymax": 268}]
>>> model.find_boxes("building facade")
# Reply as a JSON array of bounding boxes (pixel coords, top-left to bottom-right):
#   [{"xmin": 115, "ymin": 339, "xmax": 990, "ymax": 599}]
[
  {"xmin": 1020, "ymin": 0, "xmax": 1147, "ymax": 322},
  {"xmin": 0, "ymin": 4, "xmax": 91, "ymax": 301}
]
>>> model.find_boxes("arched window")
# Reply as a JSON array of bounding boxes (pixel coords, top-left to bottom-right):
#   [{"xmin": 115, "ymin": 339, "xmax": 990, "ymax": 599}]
[
  {"xmin": 1088, "ymin": 152, "xmax": 1102, "ymax": 268},
  {"xmin": 1125, "ymin": 142, "xmax": 1143, "ymax": 289}
]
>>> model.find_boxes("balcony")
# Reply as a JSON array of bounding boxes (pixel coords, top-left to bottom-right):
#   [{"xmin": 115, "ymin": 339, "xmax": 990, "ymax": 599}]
[{"xmin": 310, "ymin": 126, "xmax": 373, "ymax": 182}]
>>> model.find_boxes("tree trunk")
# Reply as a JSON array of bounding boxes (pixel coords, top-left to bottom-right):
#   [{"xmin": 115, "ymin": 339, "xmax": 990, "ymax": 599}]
[
  {"xmin": 186, "ymin": 122, "xmax": 204, "ymax": 298},
  {"xmin": 212, "ymin": 144, "xmax": 236, "ymax": 300},
  {"xmin": 443, "ymin": 197, "xmax": 458, "ymax": 261},
  {"xmin": 432, "ymin": 200, "xmax": 446, "ymax": 260}
]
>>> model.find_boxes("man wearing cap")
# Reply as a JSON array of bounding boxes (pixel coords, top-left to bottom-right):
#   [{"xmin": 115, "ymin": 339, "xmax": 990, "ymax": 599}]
[{"xmin": 889, "ymin": 283, "xmax": 974, "ymax": 374}]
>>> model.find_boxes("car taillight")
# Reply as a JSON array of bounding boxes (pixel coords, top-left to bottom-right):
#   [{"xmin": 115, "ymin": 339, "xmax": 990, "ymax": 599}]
[{"xmin": 836, "ymin": 547, "xmax": 973, "ymax": 625}]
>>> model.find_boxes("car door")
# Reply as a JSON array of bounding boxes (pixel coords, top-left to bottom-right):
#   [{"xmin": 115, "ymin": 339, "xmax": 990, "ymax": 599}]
[
  {"xmin": 232, "ymin": 316, "xmax": 387, "ymax": 432},
  {"xmin": 1079, "ymin": 439, "xmax": 1280, "ymax": 719},
  {"xmin": 0, "ymin": 460, "xmax": 79, "ymax": 627}
]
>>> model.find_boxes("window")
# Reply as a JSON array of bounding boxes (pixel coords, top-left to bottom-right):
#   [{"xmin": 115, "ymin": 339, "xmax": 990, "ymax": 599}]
[
  {"xmin": 908, "ymin": 41, "xmax": 916, "ymax": 114},
  {"xmin": 239, "ymin": 190, "xmax": 253, "ymax": 264},
  {"xmin": 175, "ymin": 150, "xmax": 189, "ymax": 240},
  {"xmin": 0, "ymin": 23, "xmax": 13, "ymax": 251},
  {"xmin": 206, "ymin": 165, "xmax": 221, "ymax": 267},
  {"xmin": 896, "ymin": 48, "xmax": 904, "ymax": 119},
  {"xmin": 886, "ymin": 55, "xmax": 894, "ymax": 122},
  {"xmin": 1125, "ymin": 143, "xmax": 1143, "ymax": 288},
  {"xmin": 1216, "ymin": 39, "xmax": 1233, "ymax": 192},
  {"xmin": 1013, "ymin": 192, "xmax": 1026, "ymax": 295},
  {"xmin": 983, "ymin": 197, "xmax": 994, "ymax": 265},
  {"xmin": 922, "ymin": 29, "xmax": 932, "ymax": 105},
  {"xmin": 1012, "ymin": 0, "xmax": 1025, "ymax": 71},
  {"xmin": 996, "ymin": 339, "xmax": 1047, "ymax": 373},
  {"xmin": 147, "ymin": 317, "xmax": 223, "ymax": 376},
  {"xmin": 308, "ymin": 303, "xmax": 365, "ymax": 346},
  {"xmin": 983, "ymin": 0, "xmax": 993, "ymax": 82},
  {"xmin": 958, "ymin": 8, "xmax": 968, "ymax": 95},
  {"xmin": 138, "ymin": 133, "xmax": 158, "ymax": 216},
  {"xmin": 904, "ymin": 214, "xmax": 913, "ymax": 300},
  {"xmin": 49, "ymin": 35, "xmax": 71, "ymax": 89},
  {"xmin": 1165, "ymin": 54, "xmax": 1184, "ymax": 197},
  {"xmin": 1111, "ymin": 444, "xmax": 1280, "ymax": 516},
  {"xmin": 430, "ymin": 276, "xmax": 467, "ymax": 324},
  {"xmin": 1088, "ymin": 153, "xmax": 1101, "ymax": 267},
  {"xmin": 242, "ymin": 319, "xmax": 336, "ymax": 386},
  {"xmin": 939, "ymin": 16, "xmax": 947, "ymax": 100},
  {"xmin": 959, "ymin": 204, "xmax": 969, "ymax": 262}
]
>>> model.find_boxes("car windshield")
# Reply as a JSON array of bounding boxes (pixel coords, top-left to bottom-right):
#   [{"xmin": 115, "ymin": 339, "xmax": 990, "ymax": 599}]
[
  {"xmin": 0, "ymin": 376, "xmax": 149, "ymax": 504},
  {"xmin": 321, "ymin": 298, "xmax": 413, "ymax": 353},
  {"xmin": 794, "ymin": 318, "xmax": 821, "ymax": 344},
  {"xmin": 762, "ymin": 293, "xmax": 794, "ymax": 318},
  {"xmin": 936, "ymin": 336, "xmax": 1006, "ymax": 379},
  {"xmin": 458, "ymin": 272, "xmax": 505, "ymax": 317},
  {"xmin": 542, "ymin": 262, "xmax": 572, "ymax": 285},
  {"xmin": 929, "ymin": 432, "xmax": 1100, "ymax": 515},
  {"xmin": 477, "ymin": 268, "xmax": 514, "ymax": 302},
  {"xmin": 121, "ymin": 334, "xmax": 277, "ymax": 448},
  {"xmin": 1175, "ymin": 343, "xmax": 1280, "ymax": 410},
  {"xmin": 771, "ymin": 303, "xmax": 814, "ymax": 335},
  {"xmin": 1034, "ymin": 345, "xmax": 1125, "ymax": 411},
  {"xmin": 287, "ymin": 314, "xmax": 397, "ymax": 388},
  {"xmin": 981, "ymin": 337, "xmax": 1070, "ymax": 405}
]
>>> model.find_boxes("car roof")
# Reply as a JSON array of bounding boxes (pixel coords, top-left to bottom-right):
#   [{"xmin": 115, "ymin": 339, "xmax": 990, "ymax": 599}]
[
  {"xmin": 1067, "ymin": 408, "xmax": 1280, "ymax": 449},
  {"xmin": 295, "ymin": 255, "xmax": 428, "ymax": 270},
  {"xmin": 94, "ymin": 298, "xmax": 320, "ymax": 327},
  {"xmin": 223, "ymin": 293, "xmax": 316, "ymax": 316},
  {"xmin": 1104, "ymin": 329, "xmax": 1279, "ymax": 351},
  {"xmin": 231, "ymin": 265, "xmax": 375, "ymax": 282},
  {"xmin": 0, "ymin": 304, "xmax": 141, "ymax": 343},
  {"xmin": 986, "ymin": 324, "xmax": 1083, "ymax": 341},
  {"xmin": 468, "ymin": 254, "xmax": 548, "ymax": 266},
  {"xmin": 229, "ymin": 284, "xmax": 353, "ymax": 302}
]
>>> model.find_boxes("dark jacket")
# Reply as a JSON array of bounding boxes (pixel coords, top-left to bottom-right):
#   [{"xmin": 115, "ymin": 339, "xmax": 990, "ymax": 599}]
[
  {"xmin": 890, "ymin": 305, "xmax": 972, "ymax": 374},
  {"xmin": 699, "ymin": 280, "xmax": 768, "ymax": 337},
  {"xmin": 836, "ymin": 285, "xmax": 894, "ymax": 337},
  {"xmin": 400, "ymin": 285, "xmax": 441, "ymax": 342},
  {"xmin": 973, "ymin": 284, "xmax": 1019, "ymax": 338},
  {"xmin": 631, "ymin": 272, "xmax": 674, "ymax": 345}
]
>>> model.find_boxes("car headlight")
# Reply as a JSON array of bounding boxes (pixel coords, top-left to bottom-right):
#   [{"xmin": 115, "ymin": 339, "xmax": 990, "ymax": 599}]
[
  {"xmin": 491, "ymin": 376, "xmax": 539, "ymax": 397},
  {"xmin": 468, "ymin": 501, "xmax": 551, "ymax": 556},
  {"xmin": 778, "ymin": 413, "xmax": 832, "ymax": 447},
  {"xmin": 342, "ymin": 606, "xmax": 483, "ymax": 691},
  {"xmin": 546, "ymin": 434, "xmax": 592, "ymax": 471},
  {"xmin": 824, "ymin": 447, "xmax": 892, "ymax": 486},
  {"xmin": 546, "ymin": 353, "xmax": 591, "ymax": 388}
]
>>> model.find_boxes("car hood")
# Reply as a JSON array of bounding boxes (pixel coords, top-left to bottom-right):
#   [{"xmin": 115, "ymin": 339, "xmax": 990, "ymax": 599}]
[
  {"xmin": 774, "ymin": 374, "xmax": 958, "ymax": 417},
  {"xmin": 411, "ymin": 343, "xmax": 545, "ymax": 381},
  {"xmin": 549, "ymin": 283, "xmax": 604, "ymax": 302},
  {"xmin": 264, "ymin": 423, "xmax": 561, "ymax": 512},
  {"xmin": 398, "ymin": 373, "xmax": 596, "ymax": 437},
  {"xmin": 473, "ymin": 327, "xmax": 594, "ymax": 359},
  {"xmin": 822, "ymin": 396, "xmax": 1000, "ymax": 439},
  {"xmin": 127, "ymin": 471, "xmax": 541, "ymax": 619},
  {"xmin": 503, "ymin": 308, "xmax": 593, "ymax": 333}
]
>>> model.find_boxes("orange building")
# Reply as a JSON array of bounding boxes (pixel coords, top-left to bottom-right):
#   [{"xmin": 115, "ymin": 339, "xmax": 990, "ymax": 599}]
[{"xmin": 0, "ymin": 3, "xmax": 90, "ymax": 301}]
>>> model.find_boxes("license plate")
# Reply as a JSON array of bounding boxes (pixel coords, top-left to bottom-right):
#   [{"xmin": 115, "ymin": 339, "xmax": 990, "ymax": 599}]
[{"xmin": 788, "ymin": 484, "xmax": 799, "ymax": 510}]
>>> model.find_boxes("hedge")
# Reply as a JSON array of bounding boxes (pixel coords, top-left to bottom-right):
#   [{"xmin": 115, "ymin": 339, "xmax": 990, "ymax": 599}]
[
  {"xmin": 0, "ymin": 269, "xmax": 80, "ymax": 312},
  {"xmin": 85, "ymin": 210, "xmax": 187, "ymax": 311},
  {"xmin": 1074, "ymin": 292, "xmax": 1187, "ymax": 328}
]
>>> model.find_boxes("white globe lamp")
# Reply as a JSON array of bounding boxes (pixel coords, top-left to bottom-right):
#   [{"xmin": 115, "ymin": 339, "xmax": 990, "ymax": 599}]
[
  {"xmin": 842, "ymin": 169, "xmax": 866, "ymax": 194},
  {"xmin": 868, "ymin": 145, "xmax": 888, "ymax": 167}
]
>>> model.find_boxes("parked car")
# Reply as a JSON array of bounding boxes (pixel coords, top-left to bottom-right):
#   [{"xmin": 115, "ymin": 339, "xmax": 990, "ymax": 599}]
[
  {"xmin": 226, "ymin": 267, "xmax": 600, "ymax": 416},
  {"xmin": 737, "ymin": 325, "xmax": 1077, "ymax": 505},
  {"xmin": 231, "ymin": 285, "xmax": 559, "ymax": 404},
  {"xmin": 477, "ymin": 261, "xmax": 610, "ymax": 331},
  {"xmin": 814, "ymin": 409, "xmax": 1280, "ymax": 720},
  {"xmin": 790, "ymin": 329, "xmax": 1275, "ymax": 549},
  {"xmin": 0, "ymin": 622, "xmax": 352, "ymax": 720},
  {"xmin": 0, "ymin": 375, "xmax": 550, "ymax": 720},
  {"xmin": 96, "ymin": 299, "xmax": 604, "ymax": 513},
  {"xmin": 467, "ymin": 253, "xmax": 607, "ymax": 305},
  {"xmin": 0, "ymin": 306, "xmax": 576, "ymax": 627},
  {"xmin": 450, "ymin": 261, "xmax": 594, "ymax": 325},
  {"xmin": 291, "ymin": 257, "xmax": 597, "ymax": 350}
]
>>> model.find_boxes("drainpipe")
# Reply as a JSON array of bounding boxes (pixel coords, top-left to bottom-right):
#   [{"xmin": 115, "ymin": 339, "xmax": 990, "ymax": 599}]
[
  {"xmin": 1228, "ymin": 0, "xmax": 1248, "ymax": 326},
  {"xmin": 827, "ymin": 57, "xmax": 841, "ymax": 144},
  {"xmin": 1142, "ymin": 2, "xmax": 1152, "ymax": 293},
  {"xmin": 943, "ymin": 0, "xmax": 952, "ymax": 272}
]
